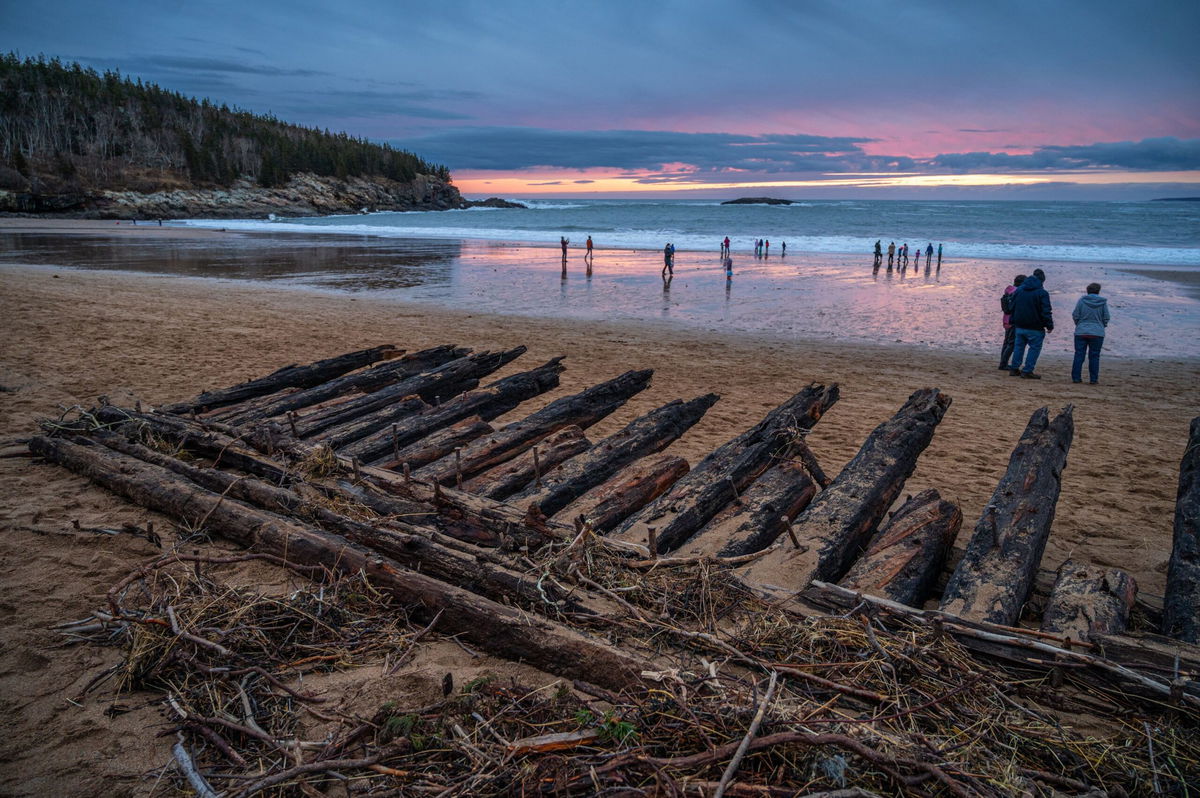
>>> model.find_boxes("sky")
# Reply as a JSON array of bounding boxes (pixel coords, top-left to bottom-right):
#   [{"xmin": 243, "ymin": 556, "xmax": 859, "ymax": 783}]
[{"xmin": 4, "ymin": 0, "xmax": 1200, "ymax": 199}]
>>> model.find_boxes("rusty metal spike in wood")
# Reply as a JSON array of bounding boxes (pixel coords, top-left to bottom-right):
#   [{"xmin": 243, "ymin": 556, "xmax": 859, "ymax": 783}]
[
  {"xmin": 509, "ymin": 393, "xmax": 719, "ymax": 516},
  {"xmin": 415, "ymin": 368, "xmax": 654, "ymax": 486},
  {"xmin": 677, "ymin": 461, "xmax": 816, "ymax": 558},
  {"xmin": 161, "ymin": 344, "xmax": 401, "ymax": 416},
  {"xmin": 739, "ymin": 388, "xmax": 951, "ymax": 594},
  {"xmin": 223, "ymin": 344, "xmax": 469, "ymax": 425},
  {"xmin": 613, "ymin": 383, "xmax": 839, "ymax": 554},
  {"xmin": 370, "ymin": 415, "xmax": 495, "ymax": 470},
  {"xmin": 1040, "ymin": 558, "xmax": 1137, "ymax": 643},
  {"xmin": 939, "ymin": 405, "xmax": 1073, "ymax": 626},
  {"xmin": 553, "ymin": 454, "xmax": 691, "ymax": 534},
  {"xmin": 462, "ymin": 426, "xmax": 591, "ymax": 500},
  {"xmin": 336, "ymin": 358, "xmax": 565, "ymax": 463},
  {"xmin": 838, "ymin": 488, "xmax": 962, "ymax": 607},
  {"xmin": 28, "ymin": 434, "xmax": 650, "ymax": 690},
  {"xmin": 1163, "ymin": 415, "xmax": 1200, "ymax": 644},
  {"xmin": 293, "ymin": 346, "xmax": 526, "ymax": 439}
]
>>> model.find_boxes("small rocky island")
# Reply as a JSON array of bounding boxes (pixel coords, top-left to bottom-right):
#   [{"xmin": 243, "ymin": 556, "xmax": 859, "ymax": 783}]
[{"xmin": 720, "ymin": 197, "xmax": 794, "ymax": 206}]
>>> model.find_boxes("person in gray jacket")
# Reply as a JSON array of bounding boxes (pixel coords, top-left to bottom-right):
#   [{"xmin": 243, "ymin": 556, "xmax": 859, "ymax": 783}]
[{"xmin": 1071, "ymin": 282, "xmax": 1111, "ymax": 384}]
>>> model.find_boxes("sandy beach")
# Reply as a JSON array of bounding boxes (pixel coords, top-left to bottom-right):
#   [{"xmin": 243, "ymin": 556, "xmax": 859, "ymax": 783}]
[{"xmin": 1, "ymin": 221, "xmax": 1198, "ymax": 794}]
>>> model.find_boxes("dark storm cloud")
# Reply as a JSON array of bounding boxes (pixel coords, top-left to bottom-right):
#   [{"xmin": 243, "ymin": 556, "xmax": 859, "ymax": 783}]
[
  {"xmin": 398, "ymin": 128, "xmax": 878, "ymax": 172},
  {"xmin": 931, "ymin": 138, "xmax": 1200, "ymax": 172}
]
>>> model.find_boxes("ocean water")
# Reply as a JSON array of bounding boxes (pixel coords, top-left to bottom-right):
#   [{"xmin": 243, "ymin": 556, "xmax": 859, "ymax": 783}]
[{"xmin": 178, "ymin": 198, "xmax": 1200, "ymax": 267}]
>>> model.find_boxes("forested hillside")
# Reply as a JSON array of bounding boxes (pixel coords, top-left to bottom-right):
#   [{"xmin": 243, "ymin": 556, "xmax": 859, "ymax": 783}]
[{"xmin": 0, "ymin": 54, "xmax": 478, "ymax": 216}]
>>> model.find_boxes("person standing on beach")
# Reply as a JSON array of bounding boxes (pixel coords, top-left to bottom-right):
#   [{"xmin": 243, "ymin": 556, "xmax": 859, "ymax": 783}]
[
  {"xmin": 765, "ymin": 240, "xmax": 770, "ymax": 257},
  {"xmin": 781, "ymin": 241, "xmax": 786, "ymax": 257},
  {"xmin": 887, "ymin": 241, "xmax": 895, "ymax": 269},
  {"xmin": 585, "ymin": 236, "xmax": 594, "ymax": 262},
  {"xmin": 925, "ymin": 243, "xmax": 933, "ymax": 268},
  {"xmin": 873, "ymin": 240, "xmax": 882, "ymax": 268},
  {"xmin": 723, "ymin": 236, "xmax": 731, "ymax": 257},
  {"xmin": 937, "ymin": 243, "xmax": 943, "ymax": 268},
  {"xmin": 1071, "ymin": 282, "xmax": 1110, "ymax": 384},
  {"xmin": 560, "ymin": 236, "xmax": 569, "ymax": 259},
  {"xmin": 1009, "ymin": 267, "xmax": 1053, "ymax": 379},
  {"xmin": 999, "ymin": 274, "xmax": 1025, "ymax": 370},
  {"xmin": 663, "ymin": 243, "xmax": 675, "ymax": 277}
]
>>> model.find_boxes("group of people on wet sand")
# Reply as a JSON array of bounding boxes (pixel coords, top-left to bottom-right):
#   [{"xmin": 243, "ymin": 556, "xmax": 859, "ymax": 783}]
[
  {"xmin": 873, "ymin": 240, "xmax": 940, "ymax": 272},
  {"xmin": 998, "ymin": 267, "xmax": 1112, "ymax": 384}
]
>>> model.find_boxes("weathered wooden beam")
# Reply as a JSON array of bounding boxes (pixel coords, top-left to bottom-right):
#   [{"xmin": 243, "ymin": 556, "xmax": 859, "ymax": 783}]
[
  {"xmin": 1163, "ymin": 416, "xmax": 1200, "ymax": 644},
  {"xmin": 837, "ymin": 489, "xmax": 962, "ymax": 607},
  {"xmin": 1040, "ymin": 559, "xmax": 1137, "ymax": 642},
  {"xmin": 318, "ymin": 397, "xmax": 431, "ymax": 451},
  {"xmin": 461, "ymin": 426, "xmax": 591, "ymax": 500},
  {"xmin": 415, "ymin": 369, "xmax": 654, "ymax": 485},
  {"xmin": 554, "ymin": 454, "xmax": 690, "ymax": 534},
  {"xmin": 371, "ymin": 416, "xmax": 495, "ymax": 469},
  {"xmin": 293, "ymin": 347, "xmax": 526, "ymax": 439},
  {"xmin": 221, "ymin": 344, "xmax": 468, "ymax": 425},
  {"xmin": 509, "ymin": 394, "xmax": 719, "ymax": 517},
  {"xmin": 160, "ymin": 344, "xmax": 401, "ymax": 416},
  {"xmin": 677, "ymin": 462, "xmax": 816, "ymax": 558},
  {"xmin": 612, "ymin": 383, "xmax": 839, "ymax": 554},
  {"xmin": 28, "ymin": 435, "xmax": 650, "ymax": 689},
  {"xmin": 739, "ymin": 388, "xmax": 951, "ymax": 593},
  {"xmin": 335, "ymin": 358, "xmax": 565, "ymax": 463},
  {"xmin": 940, "ymin": 405, "xmax": 1074, "ymax": 626}
]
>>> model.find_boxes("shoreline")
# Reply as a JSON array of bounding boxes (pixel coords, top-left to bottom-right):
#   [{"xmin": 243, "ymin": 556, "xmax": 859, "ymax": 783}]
[{"xmin": 4, "ymin": 219, "xmax": 1199, "ymax": 361}]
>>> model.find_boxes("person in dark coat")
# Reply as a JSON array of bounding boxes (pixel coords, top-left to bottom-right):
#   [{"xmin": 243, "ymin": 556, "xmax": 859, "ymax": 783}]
[{"xmin": 1008, "ymin": 267, "xmax": 1053, "ymax": 379}]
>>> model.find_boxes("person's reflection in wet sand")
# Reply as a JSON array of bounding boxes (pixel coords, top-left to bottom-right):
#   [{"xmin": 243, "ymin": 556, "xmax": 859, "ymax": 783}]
[{"xmin": 662, "ymin": 275, "xmax": 672, "ymax": 316}]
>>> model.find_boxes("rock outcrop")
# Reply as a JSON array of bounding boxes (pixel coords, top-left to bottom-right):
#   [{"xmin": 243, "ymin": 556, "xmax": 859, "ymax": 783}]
[
  {"xmin": 720, "ymin": 197, "xmax": 794, "ymax": 206},
  {"xmin": 0, "ymin": 173, "xmax": 522, "ymax": 219}
]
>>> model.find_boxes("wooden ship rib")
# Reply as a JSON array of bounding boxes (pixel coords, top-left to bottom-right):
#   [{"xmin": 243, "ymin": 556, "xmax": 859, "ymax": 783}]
[{"xmin": 21, "ymin": 343, "xmax": 1200, "ymax": 794}]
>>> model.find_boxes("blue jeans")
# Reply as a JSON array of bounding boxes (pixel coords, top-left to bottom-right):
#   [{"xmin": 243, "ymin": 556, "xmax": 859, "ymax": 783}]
[
  {"xmin": 1072, "ymin": 335, "xmax": 1104, "ymax": 382},
  {"xmin": 1012, "ymin": 328, "xmax": 1045, "ymax": 374}
]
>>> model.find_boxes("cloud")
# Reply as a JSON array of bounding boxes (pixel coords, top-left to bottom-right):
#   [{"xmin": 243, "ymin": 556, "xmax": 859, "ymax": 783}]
[
  {"xmin": 931, "ymin": 137, "xmax": 1200, "ymax": 172},
  {"xmin": 397, "ymin": 128, "xmax": 878, "ymax": 173},
  {"xmin": 105, "ymin": 54, "xmax": 330, "ymax": 78}
]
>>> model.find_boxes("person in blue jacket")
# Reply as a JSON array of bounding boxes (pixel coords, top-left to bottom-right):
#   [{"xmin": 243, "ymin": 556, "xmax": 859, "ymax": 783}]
[
  {"xmin": 1008, "ymin": 267, "xmax": 1053, "ymax": 379},
  {"xmin": 1071, "ymin": 282, "xmax": 1111, "ymax": 384}
]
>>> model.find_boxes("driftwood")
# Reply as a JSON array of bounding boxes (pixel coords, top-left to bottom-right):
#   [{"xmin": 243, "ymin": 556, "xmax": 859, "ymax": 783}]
[
  {"xmin": 739, "ymin": 388, "xmax": 951, "ymax": 592},
  {"xmin": 318, "ymin": 397, "xmax": 430, "ymax": 452},
  {"xmin": 461, "ymin": 426, "xmax": 591, "ymax": 500},
  {"xmin": 614, "ymin": 383, "xmax": 839, "ymax": 553},
  {"xmin": 1163, "ymin": 415, "xmax": 1200, "ymax": 643},
  {"xmin": 372, "ymin": 416, "xmax": 495, "ymax": 470},
  {"xmin": 838, "ymin": 489, "xmax": 962, "ymax": 607},
  {"xmin": 28, "ymin": 434, "xmax": 650, "ymax": 689},
  {"xmin": 160, "ymin": 344, "xmax": 400, "ymax": 416},
  {"xmin": 509, "ymin": 394, "xmax": 718, "ymax": 517},
  {"xmin": 678, "ymin": 462, "xmax": 816, "ymax": 558},
  {"xmin": 415, "ymin": 369, "xmax": 654, "ymax": 485},
  {"xmin": 803, "ymin": 579, "xmax": 1200, "ymax": 708},
  {"xmin": 554, "ymin": 454, "xmax": 691, "ymax": 534},
  {"xmin": 336, "ymin": 359, "xmax": 565, "ymax": 464},
  {"xmin": 293, "ymin": 347, "xmax": 526, "ymax": 439},
  {"xmin": 82, "ymin": 430, "xmax": 585, "ymax": 613},
  {"xmin": 1040, "ymin": 559, "xmax": 1137, "ymax": 642},
  {"xmin": 940, "ymin": 406, "xmax": 1074, "ymax": 626},
  {"xmin": 222, "ymin": 344, "xmax": 468, "ymax": 425}
]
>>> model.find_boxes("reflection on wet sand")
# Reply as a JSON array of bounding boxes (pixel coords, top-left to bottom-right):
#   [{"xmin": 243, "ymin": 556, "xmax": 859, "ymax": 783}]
[
  {"xmin": 0, "ymin": 232, "xmax": 462, "ymax": 292},
  {"xmin": 1, "ymin": 231, "xmax": 1196, "ymax": 359}
]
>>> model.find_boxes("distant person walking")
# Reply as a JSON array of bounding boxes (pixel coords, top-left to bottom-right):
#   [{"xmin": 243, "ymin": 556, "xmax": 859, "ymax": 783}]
[
  {"xmin": 937, "ymin": 243, "xmax": 943, "ymax": 268},
  {"xmin": 764, "ymin": 240, "xmax": 770, "ymax": 257},
  {"xmin": 873, "ymin": 240, "xmax": 882, "ymax": 268},
  {"xmin": 722, "ymin": 236, "xmax": 730, "ymax": 257},
  {"xmin": 663, "ymin": 242, "xmax": 675, "ymax": 277},
  {"xmin": 724, "ymin": 254, "xmax": 733, "ymax": 280},
  {"xmin": 999, "ymin": 274, "xmax": 1026, "ymax": 370},
  {"xmin": 585, "ymin": 235, "xmax": 594, "ymax": 261},
  {"xmin": 925, "ymin": 243, "xmax": 933, "ymax": 268},
  {"xmin": 887, "ymin": 241, "xmax": 895, "ymax": 269},
  {"xmin": 781, "ymin": 241, "xmax": 786, "ymax": 257},
  {"xmin": 1071, "ymin": 282, "xmax": 1110, "ymax": 384},
  {"xmin": 1009, "ymin": 267, "xmax": 1053, "ymax": 379}
]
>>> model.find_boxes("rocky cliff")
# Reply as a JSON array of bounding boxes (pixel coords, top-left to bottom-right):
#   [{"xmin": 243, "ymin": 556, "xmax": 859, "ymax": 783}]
[{"xmin": 0, "ymin": 172, "xmax": 519, "ymax": 219}]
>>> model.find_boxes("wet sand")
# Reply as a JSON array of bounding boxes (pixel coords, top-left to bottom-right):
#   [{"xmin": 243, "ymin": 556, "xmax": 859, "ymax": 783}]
[{"xmin": 1, "ymin": 221, "xmax": 1198, "ymax": 794}]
